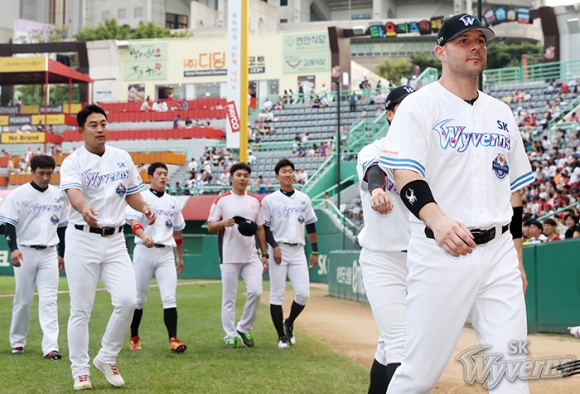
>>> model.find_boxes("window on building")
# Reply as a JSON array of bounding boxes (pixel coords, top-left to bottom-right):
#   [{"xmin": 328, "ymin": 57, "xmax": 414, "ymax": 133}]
[
  {"xmin": 166, "ymin": 13, "xmax": 189, "ymax": 29},
  {"xmin": 279, "ymin": 18, "xmax": 288, "ymax": 24},
  {"xmin": 134, "ymin": 7, "xmax": 143, "ymax": 18},
  {"xmin": 102, "ymin": 10, "xmax": 110, "ymax": 20},
  {"xmin": 280, "ymin": 0, "xmax": 288, "ymax": 5},
  {"xmin": 118, "ymin": 8, "xmax": 126, "ymax": 20}
]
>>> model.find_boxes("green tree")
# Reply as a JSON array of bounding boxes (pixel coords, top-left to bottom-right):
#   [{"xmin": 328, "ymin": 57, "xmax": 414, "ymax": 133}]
[
  {"xmin": 74, "ymin": 18, "xmax": 191, "ymax": 42},
  {"xmin": 409, "ymin": 53, "xmax": 442, "ymax": 76},
  {"xmin": 374, "ymin": 58, "xmax": 413, "ymax": 83},
  {"xmin": 486, "ymin": 42, "xmax": 543, "ymax": 70}
]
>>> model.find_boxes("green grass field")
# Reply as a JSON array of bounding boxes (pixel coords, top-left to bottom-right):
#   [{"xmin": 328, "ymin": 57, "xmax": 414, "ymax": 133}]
[{"xmin": 0, "ymin": 277, "xmax": 368, "ymax": 393}]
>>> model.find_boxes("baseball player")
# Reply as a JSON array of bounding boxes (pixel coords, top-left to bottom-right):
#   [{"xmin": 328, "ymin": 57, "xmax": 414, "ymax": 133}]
[
  {"xmin": 356, "ymin": 86, "xmax": 414, "ymax": 393},
  {"xmin": 125, "ymin": 162, "xmax": 187, "ymax": 353},
  {"xmin": 207, "ymin": 162, "xmax": 269, "ymax": 348},
  {"xmin": 60, "ymin": 104, "xmax": 156, "ymax": 390},
  {"xmin": 261, "ymin": 158, "xmax": 318, "ymax": 349},
  {"xmin": 380, "ymin": 14, "xmax": 532, "ymax": 393},
  {"xmin": 1, "ymin": 155, "xmax": 68, "ymax": 360}
]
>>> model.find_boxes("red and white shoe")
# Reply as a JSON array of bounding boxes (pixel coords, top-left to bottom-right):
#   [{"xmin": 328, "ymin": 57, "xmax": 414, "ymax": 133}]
[
  {"xmin": 73, "ymin": 374, "xmax": 92, "ymax": 390},
  {"xmin": 93, "ymin": 357, "xmax": 125, "ymax": 387},
  {"xmin": 130, "ymin": 335, "xmax": 142, "ymax": 350},
  {"xmin": 11, "ymin": 347, "xmax": 24, "ymax": 354},
  {"xmin": 168, "ymin": 337, "xmax": 187, "ymax": 353}
]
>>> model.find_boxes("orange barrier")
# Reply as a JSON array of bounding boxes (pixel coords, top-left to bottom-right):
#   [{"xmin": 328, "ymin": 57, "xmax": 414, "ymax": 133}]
[
  {"xmin": 0, "ymin": 176, "xmax": 7, "ymax": 187},
  {"xmin": 130, "ymin": 151, "xmax": 186, "ymax": 166},
  {"xmin": 63, "ymin": 127, "xmax": 224, "ymax": 142},
  {"xmin": 9, "ymin": 172, "xmax": 60, "ymax": 186}
]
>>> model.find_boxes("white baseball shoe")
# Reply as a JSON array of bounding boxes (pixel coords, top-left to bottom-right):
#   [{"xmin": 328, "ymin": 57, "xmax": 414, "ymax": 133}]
[
  {"xmin": 277, "ymin": 336, "xmax": 291, "ymax": 349},
  {"xmin": 73, "ymin": 374, "xmax": 92, "ymax": 390},
  {"xmin": 92, "ymin": 357, "xmax": 125, "ymax": 387},
  {"xmin": 569, "ymin": 326, "xmax": 580, "ymax": 338}
]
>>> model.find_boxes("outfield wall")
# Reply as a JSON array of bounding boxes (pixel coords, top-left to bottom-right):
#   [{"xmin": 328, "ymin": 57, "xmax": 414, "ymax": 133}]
[{"xmin": 326, "ymin": 239, "xmax": 580, "ymax": 335}]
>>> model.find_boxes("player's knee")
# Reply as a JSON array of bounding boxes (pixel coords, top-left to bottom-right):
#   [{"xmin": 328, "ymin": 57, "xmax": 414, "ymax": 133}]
[
  {"xmin": 269, "ymin": 290, "xmax": 284, "ymax": 305},
  {"xmin": 114, "ymin": 294, "xmax": 137, "ymax": 314},
  {"xmin": 246, "ymin": 285, "xmax": 262, "ymax": 300},
  {"xmin": 135, "ymin": 297, "xmax": 146, "ymax": 310},
  {"xmin": 161, "ymin": 296, "xmax": 176, "ymax": 309},
  {"xmin": 295, "ymin": 288, "xmax": 310, "ymax": 305}
]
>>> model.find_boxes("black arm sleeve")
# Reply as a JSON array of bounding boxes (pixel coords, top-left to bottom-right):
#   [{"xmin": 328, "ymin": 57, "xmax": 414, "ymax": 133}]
[
  {"xmin": 57, "ymin": 226, "xmax": 66, "ymax": 257},
  {"xmin": 366, "ymin": 164, "xmax": 386, "ymax": 192},
  {"xmin": 306, "ymin": 223, "xmax": 316, "ymax": 234},
  {"xmin": 264, "ymin": 225, "xmax": 279, "ymax": 248},
  {"xmin": 5, "ymin": 223, "xmax": 18, "ymax": 252}
]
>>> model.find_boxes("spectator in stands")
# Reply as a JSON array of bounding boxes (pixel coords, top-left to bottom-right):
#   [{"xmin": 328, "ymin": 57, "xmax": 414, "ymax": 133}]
[
  {"xmin": 187, "ymin": 158, "xmax": 198, "ymax": 181},
  {"xmin": 311, "ymin": 95, "xmax": 322, "ymax": 109},
  {"xmin": 288, "ymin": 89, "xmax": 295, "ymax": 104},
  {"xmin": 16, "ymin": 98, "xmax": 22, "ymax": 106},
  {"xmin": 564, "ymin": 213, "xmax": 580, "ymax": 238},
  {"xmin": 320, "ymin": 95, "xmax": 329, "ymax": 108},
  {"xmin": 542, "ymin": 135, "xmax": 553, "ymax": 151},
  {"xmin": 7, "ymin": 99, "xmax": 13, "ymax": 106},
  {"xmin": 7, "ymin": 156, "xmax": 15, "ymax": 175},
  {"xmin": 140, "ymin": 100, "xmax": 151, "ymax": 111},
  {"xmin": 218, "ymin": 169, "xmax": 230, "ymax": 185},
  {"xmin": 258, "ymin": 109, "xmax": 274, "ymax": 122},
  {"xmin": 294, "ymin": 133, "xmax": 301, "ymax": 142},
  {"xmin": 173, "ymin": 182, "xmax": 183, "ymax": 196},
  {"xmin": 358, "ymin": 108, "xmax": 367, "ymax": 119},
  {"xmin": 295, "ymin": 143, "xmax": 306, "ymax": 158},
  {"xmin": 202, "ymin": 161, "xmax": 213, "ymax": 182},
  {"xmin": 159, "ymin": 101, "xmax": 169, "ymax": 112},
  {"xmin": 523, "ymin": 91, "xmax": 532, "ymax": 102},
  {"xmin": 247, "ymin": 151, "xmax": 257, "ymax": 166},
  {"xmin": 571, "ymin": 112, "xmax": 579, "ymax": 123},
  {"xmin": 295, "ymin": 168, "xmax": 308, "ymax": 184},
  {"xmin": 274, "ymin": 98, "xmax": 284, "ymax": 111},
  {"xmin": 184, "ymin": 117, "xmax": 193, "ymax": 127},
  {"xmin": 182, "ymin": 100, "xmax": 189, "ymax": 110},
  {"xmin": 318, "ymin": 144, "xmax": 327, "ymax": 157},
  {"xmin": 297, "ymin": 83, "xmax": 305, "ymax": 104},
  {"xmin": 375, "ymin": 107, "xmax": 383, "ymax": 117},
  {"xmin": 48, "ymin": 125, "xmax": 54, "ymax": 133},
  {"xmin": 302, "ymin": 132, "xmax": 310, "ymax": 143},
  {"xmin": 259, "ymin": 123, "xmax": 273, "ymax": 135},
  {"xmin": 543, "ymin": 218, "xmax": 561, "ymax": 242},
  {"xmin": 400, "ymin": 75, "xmax": 408, "ymax": 86},
  {"xmin": 360, "ymin": 77, "xmax": 371, "ymax": 100},
  {"xmin": 263, "ymin": 98, "xmax": 273, "ymax": 112},
  {"xmin": 307, "ymin": 144, "xmax": 317, "ymax": 157},
  {"xmin": 528, "ymin": 219, "xmax": 547, "ymax": 244},
  {"xmin": 173, "ymin": 115, "xmax": 181, "ymax": 129},
  {"xmin": 20, "ymin": 123, "xmax": 32, "ymax": 133},
  {"xmin": 36, "ymin": 121, "xmax": 44, "ymax": 131},
  {"xmin": 544, "ymin": 83, "xmax": 555, "ymax": 94},
  {"xmin": 349, "ymin": 92, "xmax": 357, "ymax": 112}
]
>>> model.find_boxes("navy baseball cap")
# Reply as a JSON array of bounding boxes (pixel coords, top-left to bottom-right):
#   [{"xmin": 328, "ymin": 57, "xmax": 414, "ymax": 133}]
[
  {"xmin": 233, "ymin": 216, "xmax": 258, "ymax": 237},
  {"xmin": 385, "ymin": 85, "xmax": 415, "ymax": 111},
  {"xmin": 437, "ymin": 14, "xmax": 495, "ymax": 46}
]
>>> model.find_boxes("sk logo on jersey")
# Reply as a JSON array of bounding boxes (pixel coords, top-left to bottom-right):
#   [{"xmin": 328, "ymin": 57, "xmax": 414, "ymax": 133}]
[
  {"xmin": 297, "ymin": 215, "xmax": 305, "ymax": 224},
  {"xmin": 165, "ymin": 219, "xmax": 173, "ymax": 229},
  {"xmin": 116, "ymin": 184, "xmax": 127, "ymax": 197},
  {"xmin": 50, "ymin": 214, "xmax": 60, "ymax": 225},
  {"xmin": 492, "ymin": 153, "xmax": 509, "ymax": 179}
]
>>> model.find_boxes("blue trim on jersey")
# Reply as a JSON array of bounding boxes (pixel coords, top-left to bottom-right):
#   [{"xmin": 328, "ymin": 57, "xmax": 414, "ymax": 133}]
[
  {"xmin": 174, "ymin": 224, "xmax": 186, "ymax": 231},
  {"xmin": 0, "ymin": 215, "xmax": 18, "ymax": 226},
  {"xmin": 379, "ymin": 157, "xmax": 426, "ymax": 178},
  {"xmin": 510, "ymin": 171, "xmax": 534, "ymax": 191},
  {"xmin": 127, "ymin": 183, "xmax": 144, "ymax": 195},
  {"xmin": 125, "ymin": 214, "xmax": 141, "ymax": 221},
  {"xmin": 305, "ymin": 217, "xmax": 318, "ymax": 225},
  {"xmin": 362, "ymin": 157, "xmax": 377, "ymax": 173},
  {"xmin": 61, "ymin": 182, "xmax": 82, "ymax": 190},
  {"xmin": 58, "ymin": 221, "xmax": 68, "ymax": 228}
]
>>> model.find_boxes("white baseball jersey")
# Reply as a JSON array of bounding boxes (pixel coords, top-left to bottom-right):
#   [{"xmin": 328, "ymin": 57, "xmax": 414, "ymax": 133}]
[
  {"xmin": 207, "ymin": 191, "xmax": 264, "ymax": 264},
  {"xmin": 261, "ymin": 190, "xmax": 317, "ymax": 245},
  {"xmin": 0, "ymin": 183, "xmax": 69, "ymax": 246},
  {"xmin": 125, "ymin": 189, "xmax": 185, "ymax": 247},
  {"xmin": 357, "ymin": 140, "xmax": 410, "ymax": 252},
  {"xmin": 60, "ymin": 145, "xmax": 143, "ymax": 227},
  {"xmin": 379, "ymin": 82, "xmax": 534, "ymax": 229}
]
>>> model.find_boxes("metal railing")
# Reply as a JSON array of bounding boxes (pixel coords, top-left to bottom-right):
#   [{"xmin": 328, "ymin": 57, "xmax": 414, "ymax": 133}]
[
  {"xmin": 536, "ymin": 202, "xmax": 579, "ymax": 221},
  {"xmin": 303, "ymin": 154, "xmax": 335, "ymax": 191},
  {"xmin": 484, "ymin": 59, "xmax": 580, "ymax": 87},
  {"xmin": 312, "ymin": 196, "xmax": 360, "ymax": 239}
]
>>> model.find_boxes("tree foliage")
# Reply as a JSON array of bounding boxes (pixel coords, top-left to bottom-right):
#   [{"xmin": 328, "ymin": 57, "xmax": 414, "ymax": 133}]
[
  {"xmin": 74, "ymin": 19, "xmax": 191, "ymax": 42},
  {"xmin": 14, "ymin": 25, "xmax": 69, "ymax": 43},
  {"xmin": 374, "ymin": 58, "xmax": 413, "ymax": 83}
]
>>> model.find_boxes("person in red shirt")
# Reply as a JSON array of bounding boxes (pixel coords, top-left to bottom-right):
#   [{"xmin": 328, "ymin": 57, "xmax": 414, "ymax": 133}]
[{"xmin": 543, "ymin": 218, "xmax": 561, "ymax": 242}]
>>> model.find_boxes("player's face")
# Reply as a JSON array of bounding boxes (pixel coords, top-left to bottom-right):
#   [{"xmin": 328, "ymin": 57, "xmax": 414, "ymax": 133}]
[
  {"xmin": 436, "ymin": 30, "xmax": 487, "ymax": 78},
  {"xmin": 150, "ymin": 167, "xmax": 168, "ymax": 191},
  {"xmin": 32, "ymin": 167, "xmax": 53, "ymax": 188},
  {"xmin": 79, "ymin": 112, "xmax": 108, "ymax": 154},
  {"xmin": 276, "ymin": 165, "xmax": 294, "ymax": 190},
  {"xmin": 230, "ymin": 169, "xmax": 250, "ymax": 193}
]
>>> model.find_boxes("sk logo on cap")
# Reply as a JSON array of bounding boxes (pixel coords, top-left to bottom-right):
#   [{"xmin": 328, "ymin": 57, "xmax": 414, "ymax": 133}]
[{"xmin": 459, "ymin": 15, "xmax": 475, "ymax": 26}]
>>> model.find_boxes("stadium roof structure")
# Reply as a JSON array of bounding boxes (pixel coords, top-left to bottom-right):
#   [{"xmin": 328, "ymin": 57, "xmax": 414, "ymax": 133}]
[{"xmin": 0, "ymin": 56, "xmax": 93, "ymax": 85}]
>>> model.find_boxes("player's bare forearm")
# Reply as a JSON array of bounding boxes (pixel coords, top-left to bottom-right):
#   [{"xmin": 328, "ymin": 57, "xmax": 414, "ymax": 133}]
[
  {"xmin": 256, "ymin": 226, "xmax": 267, "ymax": 255},
  {"xmin": 65, "ymin": 188, "xmax": 89, "ymax": 214},
  {"xmin": 207, "ymin": 218, "xmax": 234, "ymax": 233},
  {"xmin": 126, "ymin": 193, "xmax": 155, "ymax": 224}
]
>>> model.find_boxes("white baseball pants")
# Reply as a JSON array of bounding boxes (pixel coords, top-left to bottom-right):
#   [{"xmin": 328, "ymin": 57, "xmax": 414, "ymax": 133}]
[
  {"xmin": 133, "ymin": 244, "xmax": 177, "ymax": 309},
  {"xmin": 268, "ymin": 243, "xmax": 310, "ymax": 306},
  {"xmin": 220, "ymin": 260, "xmax": 263, "ymax": 342},
  {"xmin": 65, "ymin": 228, "xmax": 136, "ymax": 379},
  {"xmin": 10, "ymin": 246, "xmax": 59, "ymax": 355},
  {"xmin": 387, "ymin": 228, "xmax": 529, "ymax": 394},
  {"xmin": 359, "ymin": 248, "xmax": 407, "ymax": 365}
]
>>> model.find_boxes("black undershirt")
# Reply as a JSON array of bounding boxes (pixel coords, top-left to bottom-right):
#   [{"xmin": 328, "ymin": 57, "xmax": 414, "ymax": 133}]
[
  {"xmin": 30, "ymin": 181, "xmax": 49, "ymax": 193},
  {"xmin": 150, "ymin": 188, "xmax": 164, "ymax": 198},
  {"xmin": 464, "ymin": 93, "xmax": 479, "ymax": 106},
  {"xmin": 280, "ymin": 189, "xmax": 295, "ymax": 197}
]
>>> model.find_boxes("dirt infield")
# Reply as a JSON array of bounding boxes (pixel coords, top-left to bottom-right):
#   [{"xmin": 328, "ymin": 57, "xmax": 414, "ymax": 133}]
[{"xmin": 265, "ymin": 284, "xmax": 580, "ymax": 393}]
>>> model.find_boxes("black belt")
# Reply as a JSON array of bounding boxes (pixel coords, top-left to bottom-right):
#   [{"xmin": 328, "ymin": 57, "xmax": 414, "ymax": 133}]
[
  {"xmin": 425, "ymin": 224, "xmax": 509, "ymax": 246},
  {"xmin": 282, "ymin": 243, "xmax": 300, "ymax": 246},
  {"xmin": 74, "ymin": 224, "xmax": 124, "ymax": 237},
  {"xmin": 154, "ymin": 244, "xmax": 167, "ymax": 248},
  {"xmin": 24, "ymin": 245, "xmax": 53, "ymax": 250}
]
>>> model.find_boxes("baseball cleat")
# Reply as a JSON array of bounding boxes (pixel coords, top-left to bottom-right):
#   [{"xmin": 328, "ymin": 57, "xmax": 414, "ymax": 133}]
[
  {"xmin": 277, "ymin": 336, "xmax": 291, "ymax": 349},
  {"xmin": 168, "ymin": 337, "xmax": 187, "ymax": 353},
  {"xmin": 237, "ymin": 330, "xmax": 255, "ymax": 347},
  {"xmin": 130, "ymin": 336, "xmax": 142, "ymax": 350},
  {"xmin": 11, "ymin": 347, "xmax": 24, "ymax": 354},
  {"xmin": 73, "ymin": 374, "xmax": 92, "ymax": 390},
  {"xmin": 93, "ymin": 357, "xmax": 125, "ymax": 387},
  {"xmin": 44, "ymin": 350, "xmax": 62, "ymax": 360},
  {"xmin": 226, "ymin": 337, "xmax": 237, "ymax": 348},
  {"xmin": 283, "ymin": 320, "xmax": 296, "ymax": 345},
  {"xmin": 569, "ymin": 326, "xmax": 580, "ymax": 338}
]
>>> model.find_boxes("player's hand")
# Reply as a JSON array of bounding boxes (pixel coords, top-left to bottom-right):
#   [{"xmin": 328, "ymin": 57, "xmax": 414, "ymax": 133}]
[
  {"xmin": 142, "ymin": 235, "xmax": 155, "ymax": 248},
  {"xmin": 273, "ymin": 246, "xmax": 282, "ymax": 264},
  {"xmin": 57, "ymin": 256, "xmax": 65, "ymax": 270},
  {"xmin": 261, "ymin": 256, "xmax": 269, "ymax": 273},
  {"xmin": 176, "ymin": 257, "xmax": 184, "ymax": 274},
  {"xmin": 142, "ymin": 205, "xmax": 156, "ymax": 225},
  {"xmin": 223, "ymin": 218, "xmax": 235, "ymax": 228},
  {"xmin": 309, "ymin": 253, "xmax": 319, "ymax": 268},
  {"xmin": 370, "ymin": 189, "xmax": 393, "ymax": 215},
  {"xmin": 10, "ymin": 250, "xmax": 22, "ymax": 268},
  {"xmin": 82, "ymin": 206, "xmax": 99, "ymax": 227},
  {"xmin": 430, "ymin": 217, "xmax": 475, "ymax": 257}
]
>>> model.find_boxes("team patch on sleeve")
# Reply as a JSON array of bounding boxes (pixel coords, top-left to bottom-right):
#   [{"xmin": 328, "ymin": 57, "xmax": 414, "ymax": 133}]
[{"xmin": 492, "ymin": 153, "xmax": 509, "ymax": 179}]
